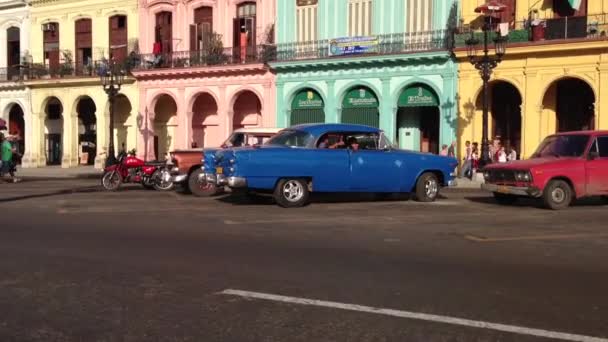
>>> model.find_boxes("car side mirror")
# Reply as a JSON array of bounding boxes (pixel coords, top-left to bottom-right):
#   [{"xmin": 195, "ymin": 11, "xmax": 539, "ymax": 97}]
[{"xmin": 588, "ymin": 151, "xmax": 599, "ymax": 160}]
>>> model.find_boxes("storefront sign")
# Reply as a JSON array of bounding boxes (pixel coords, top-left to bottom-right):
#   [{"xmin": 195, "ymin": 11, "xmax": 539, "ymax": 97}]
[
  {"xmin": 398, "ymin": 85, "xmax": 439, "ymax": 107},
  {"xmin": 342, "ymin": 88, "xmax": 378, "ymax": 108},
  {"xmin": 329, "ymin": 36, "xmax": 378, "ymax": 57},
  {"xmin": 292, "ymin": 90, "xmax": 324, "ymax": 109}
]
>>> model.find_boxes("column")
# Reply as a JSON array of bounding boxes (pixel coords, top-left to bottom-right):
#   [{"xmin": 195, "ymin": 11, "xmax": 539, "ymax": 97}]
[
  {"xmin": 326, "ymin": 80, "xmax": 337, "ymax": 123},
  {"xmin": 276, "ymin": 82, "xmax": 287, "ymax": 127},
  {"xmin": 441, "ymin": 74, "xmax": 456, "ymax": 152},
  {"xmin": 62, "ymin": 112, "xmax": 79, "ymax": 168},
  {"xmin": 178, "ymin": 87, "xmax": 188, "ymax": 149},
  {"xmin": 218, "ymin": 86, "xmax": 229, "ymax": 139},
  {"xmin": 598, "ymin": 61, "xmax": 608, "ymax": 130},
  {"xmin": 262, "ymin": 82, "xmax": 275, "ymax": 127},
  {"xmin": 23, "ymin": 111, "xmax": 41, "ymax": 168},
  {"xmin": 379, "ymin": 77, "xmax": 394, "ymax": 140},
  {"xmin": 523, "ymin": 69, "xmax": 541, "ymax": 159}
]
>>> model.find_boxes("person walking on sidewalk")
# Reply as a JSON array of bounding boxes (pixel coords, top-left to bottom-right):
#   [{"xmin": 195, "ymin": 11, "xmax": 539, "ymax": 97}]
[
  {"xmin": 460, "ymin": 141, "xmax": 473, "ymax": 179},
  {"xmin": 1, "ymin": 133, "xmax": 15, "ymax": 182}
]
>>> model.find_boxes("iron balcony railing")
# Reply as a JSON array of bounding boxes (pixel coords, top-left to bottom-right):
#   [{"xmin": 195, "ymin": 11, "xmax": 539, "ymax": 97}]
[
  {"xmin": 0, "ymin": 58, "xmax": 139, "ymax": 82},
  {"xmin": 272, "ymin": 30, "xmax": 451, "ymax": 62},
  {"xmin": 132, "ymin": 45, "xmax": 274, "ymax": 71},
  {"xmin": 454, "ymin": 13, "xmax": 608, "ymax": 47}
]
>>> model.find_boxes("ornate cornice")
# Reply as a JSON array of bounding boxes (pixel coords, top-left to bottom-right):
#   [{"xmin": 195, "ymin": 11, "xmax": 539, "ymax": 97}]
[{"xmin": 131, "ymin": 63, "xmax": 269, "ymax": 80}]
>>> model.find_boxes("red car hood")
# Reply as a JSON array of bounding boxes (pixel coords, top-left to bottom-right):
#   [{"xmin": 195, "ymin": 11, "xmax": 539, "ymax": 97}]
[{"xmin": 484, "ymin": 157, "xmax": 581, "ymax": 170}]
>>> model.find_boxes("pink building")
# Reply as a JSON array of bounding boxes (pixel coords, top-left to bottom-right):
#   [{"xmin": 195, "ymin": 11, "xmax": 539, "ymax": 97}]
[{"xmin": 133, "ymin": 0, "xmax": 276, "ymax": 160}]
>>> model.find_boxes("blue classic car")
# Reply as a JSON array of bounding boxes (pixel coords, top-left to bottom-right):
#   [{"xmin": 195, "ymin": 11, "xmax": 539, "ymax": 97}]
[{"xmin": 205, "ymin": 124, "xmax": 458, "ymax": 207}]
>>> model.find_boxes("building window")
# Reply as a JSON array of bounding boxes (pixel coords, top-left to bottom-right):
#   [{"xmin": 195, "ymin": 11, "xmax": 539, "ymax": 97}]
[
  {"xmin": 237, "ymin": 2, "xmax": 256, "ymax": 18},
  {"xmin": 297, "ymin": 3, "xmax": 318, "ymax": 42},
  {"xmin": 406, "ymin": 0, "xmax": 433, "ymax": 33},
  {"xmin": 348, "ymin": 0, "xmax": 372, "ymax": 37}
]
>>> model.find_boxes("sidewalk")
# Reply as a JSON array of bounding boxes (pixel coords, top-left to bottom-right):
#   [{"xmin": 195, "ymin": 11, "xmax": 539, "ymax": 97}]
[{"xmin": 15, "ymin": 165, "xmax": 102, "ymax": 179}]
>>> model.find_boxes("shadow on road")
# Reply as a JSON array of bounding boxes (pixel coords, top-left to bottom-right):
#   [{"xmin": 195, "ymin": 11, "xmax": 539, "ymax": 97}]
[
  {"xmin": 465, "ymin": 195, "xmax": 608, "ymax": 209},
  {"xmin": 0, "ymin": 186, "xmax": 104, "ymax": 203},
  {"xmin": 216, "ymin": 192, "xmax": 422, "ymax": 206}
]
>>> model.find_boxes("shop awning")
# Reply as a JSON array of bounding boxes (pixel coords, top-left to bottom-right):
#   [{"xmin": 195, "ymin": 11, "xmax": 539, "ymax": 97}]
[{"xmin": 568, "ymin": 0, "xmax": 582, "ymax": 10}]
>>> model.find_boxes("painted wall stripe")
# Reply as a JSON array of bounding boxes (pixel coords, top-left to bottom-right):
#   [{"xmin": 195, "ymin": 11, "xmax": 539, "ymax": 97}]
[{"xmin": 219, "ymin": 289, "xmax": 608, "ymax": 342}]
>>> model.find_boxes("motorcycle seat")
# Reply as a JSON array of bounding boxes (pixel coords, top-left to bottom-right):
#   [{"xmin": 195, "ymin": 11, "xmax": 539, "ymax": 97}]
[{"xmin": 144, "ymin": 161, "xmax": 167, "ymax": 167}]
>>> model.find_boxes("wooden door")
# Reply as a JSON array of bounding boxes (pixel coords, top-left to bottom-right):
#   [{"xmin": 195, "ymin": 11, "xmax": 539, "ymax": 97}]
[
  {"xmin": 155, "ymin": 12, "xmax": 172, "ymax": 53},
  {"xmin": 109, "ymin": 15, "xmax": 128, "ymax": 62},
  {"xmin": 43, "ymin": 23, "xmax": 60, "ymax": 71}
]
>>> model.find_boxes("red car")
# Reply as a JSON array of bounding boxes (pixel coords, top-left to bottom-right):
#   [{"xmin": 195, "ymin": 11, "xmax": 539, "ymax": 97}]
[{"xmin": 482, "ymin": 131, "xmax": 608, "ymax": 210}]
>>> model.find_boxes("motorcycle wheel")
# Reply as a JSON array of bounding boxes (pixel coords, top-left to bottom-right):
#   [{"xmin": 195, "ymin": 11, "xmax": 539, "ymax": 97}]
[
  {"xmin": 153, "ymin": 169, "xmax": 174, "ymax": 191},
  {"xmin": 101, "ymin": 171, "xmax": 122, "ymax": 191}
]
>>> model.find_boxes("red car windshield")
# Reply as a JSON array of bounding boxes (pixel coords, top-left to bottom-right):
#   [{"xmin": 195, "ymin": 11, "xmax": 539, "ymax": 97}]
[{"xmin": 532, "ymin": 134, "xmax": 590, "ymax": 158}]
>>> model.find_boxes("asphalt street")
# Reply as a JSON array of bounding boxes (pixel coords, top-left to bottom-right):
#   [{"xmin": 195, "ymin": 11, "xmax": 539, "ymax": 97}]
[{"xmin": 1, "ymin": 179, "xmax": 608, "ymax": 342}]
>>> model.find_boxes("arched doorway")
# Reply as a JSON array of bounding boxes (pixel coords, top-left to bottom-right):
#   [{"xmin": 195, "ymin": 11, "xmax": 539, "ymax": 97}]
[
  {"xmin": 44, "ymin": 97, "xmax": 63, "ymax": 165},
  {"xmin": 114, "ymin": 94, "xmax": 132, "ymax": 152},
  {"xmin": 8, "ymin": 104, "xmax": 25, "ymax": 160},
  {"xmin": 232, "ymin": 90, "xmax": 262, "ymax": 130},
  {"xmin": 192, "ymin": 93, "xmax": 219, "ymax": 148},
  {"xmin": 475, "ymin": 81, "xmax": 522, "ymax": 156},
  {"xmin": 290, "ymin": 88, "xmax": 325, "ymax": 125},
  {"xmin": 396, "ymin": 84, "xmax": 440, "ymax": 153},
  {"xmin": 341, "ymin": 86, "xmax": 379, "ymax": 128},
  {"xmin": 153, "ymin": 94, "xmax": 177, "ymax": 160},
  {"xmin": 76, "ymin": 97, "xmax": 96, "ymax": 165},
  {"xmin": 543, "ymin": 78, "xmax": 595, "ymax": 132}
]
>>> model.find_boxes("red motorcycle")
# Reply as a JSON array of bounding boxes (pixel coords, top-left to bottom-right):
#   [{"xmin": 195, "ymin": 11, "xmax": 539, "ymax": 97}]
[{"xmin": 101, "ymin": 151, "xmax": 174, "ymax": 191}]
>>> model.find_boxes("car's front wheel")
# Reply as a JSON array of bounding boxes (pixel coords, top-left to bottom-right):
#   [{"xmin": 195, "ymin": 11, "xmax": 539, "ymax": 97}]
[
  {"xmin": 414, "ymin": 172, "xmax": 439, "ymax": 202},
  {"xmin": 493, "ymin": 192, "xmax": 518, "ymax": 205},
  {"xmin": 543, "ymin": 180, "xmax": 573, "ymax": 210},
  {"xmin": 188, "ymin": 168, "xmax": 220, "ymax": 197},
  {"xmin": 274, "ymin": 178, "xmax": 310, "ymax": 208}
]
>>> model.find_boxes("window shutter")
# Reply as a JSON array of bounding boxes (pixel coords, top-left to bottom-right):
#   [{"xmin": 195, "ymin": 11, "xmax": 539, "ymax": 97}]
[{"xmin": 190, "ymin": 24, "xmax": 197, "ymax": 50}]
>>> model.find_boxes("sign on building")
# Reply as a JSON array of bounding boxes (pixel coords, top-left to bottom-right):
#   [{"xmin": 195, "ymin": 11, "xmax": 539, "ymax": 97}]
[{"xmin": 329, "ymin": 36, "xmax": 378, "ymax": 57}]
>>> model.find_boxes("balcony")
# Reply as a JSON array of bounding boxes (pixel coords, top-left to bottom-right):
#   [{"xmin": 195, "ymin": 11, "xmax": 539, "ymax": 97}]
[
  {"xmin": 272, "ymin": 30, "xmax": 451, "ymax": 63},
  {"xmin": 131, "ymin": 46, "xmax": 273, "ymax": 72},
  {"xmin": 454, "ymin": 13, "xmax": 608, "ymax": 48},
  {"xmin": 0, "ymin": 59, "xmax": 137, "ymax": 83}
]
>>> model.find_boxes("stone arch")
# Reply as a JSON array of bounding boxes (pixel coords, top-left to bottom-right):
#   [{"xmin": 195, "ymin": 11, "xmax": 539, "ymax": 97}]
[
  {"xmin": 186, "ymin": 88, "xmax": 220, "ymax": 113},
  {"xmin": 395, "ymin": 82, "xmax": 442, "ymax": 153},
  {"xmin": 74, "ymin": 96, "xmax": 97, "ymax": 165},
  {"xmin": 5, "ymin": 103, "xmax": 25, "ymax": 158},
  {"xmin": 335, "ymin": 80, "xmax": 383, "ymax": 105},
  {"xmin": 191, "ymin": 92, "xmax": 219, "ymax": 148},
  {"xmin": 42, "ymin": 96, "xmax": 64, "ymax": 165},
  {"xmin": 471, "ymin": 77, "xmax": 523, "ymax": 108},
  {"xmin": 474, "ymin": 80, "xmax": 523, "ymax": 157},
  {"xmin": 339, "ymin": 85, "xmax": 380, "ymax": 128},
  {"xmin": 231, "ymin": 89, "xmax": 263, "ymax": 131},
  {"xmin": 392, "ymin": 78, "xmax": 444, "ymax": 105},
  {"xmin": 148, "ymin": 90, "xmax": 179, "ymax": 119},
  {"xmin": 152, "ymin": 94, "xmax": 178, "ymax": 160},
  {"xmin": 228, "ymin": 86, "xmax": 265, "ymax": 113},
  {"xmin": 542, "ymin": 76, "xmax": 596, "ymax": 133}
]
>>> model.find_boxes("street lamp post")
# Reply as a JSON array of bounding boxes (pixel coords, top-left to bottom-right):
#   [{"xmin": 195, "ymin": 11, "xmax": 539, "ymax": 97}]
[
  {"xmin": 100, "ymin": 61, "xmax": 125, "ymax": 167},
  {"xmin": 465, "ymin": 16, "xmax": 507, "ymax": 169}
]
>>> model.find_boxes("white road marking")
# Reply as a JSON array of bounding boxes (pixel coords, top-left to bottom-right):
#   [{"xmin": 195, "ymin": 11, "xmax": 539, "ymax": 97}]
[
  {"xmin": 465, "ymin": 233, "xmax": 608, "ymax": 243},
  {"xmin": 219, "ymin": 289, "xmax": 608, "ymax": 342}
]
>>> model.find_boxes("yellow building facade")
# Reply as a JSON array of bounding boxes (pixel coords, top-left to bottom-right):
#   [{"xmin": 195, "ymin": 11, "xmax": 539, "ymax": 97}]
[
  {"xmin": 26, "ymin": 0, "xmax": 139, "ymax": 168},
  {"xmin": 457, "ymin": 0, "xmax": 608, "ymax": 159}
]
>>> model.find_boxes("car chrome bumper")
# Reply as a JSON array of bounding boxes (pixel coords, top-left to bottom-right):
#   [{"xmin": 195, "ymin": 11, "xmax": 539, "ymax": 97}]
[
  {"xmin": 171, "ymin": 174, "xmax": 188, "ymax": 183},
  {"xmin": 481, "ymin": 183, "xmax": 542, "ymax": 197},
  {"xmin": 213, "ymin": 174, "xmax": 245, "ymax": 188},
  {"xmin": 447, "ymin": 179, "xmax": 457, "ymax": 187}
]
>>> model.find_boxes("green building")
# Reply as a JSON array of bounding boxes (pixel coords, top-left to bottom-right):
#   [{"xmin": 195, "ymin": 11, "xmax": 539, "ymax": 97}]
[{"xmin": 272, "ymin": 0, "xmax": 458, "ymax": 153}]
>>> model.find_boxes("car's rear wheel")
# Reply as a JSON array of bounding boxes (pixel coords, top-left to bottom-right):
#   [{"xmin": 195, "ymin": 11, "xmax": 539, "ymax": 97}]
[
  {"xmin": 414, "ymin": 172, "xmax": 439, "ymax": 202},
  {"xmin": 188, "ymin": 168, "xmax": 220, "ymax": 197},
  {"xmin": 274, "ymin": 178, "xmax": 310, "ymax": 208},
  {"xmin": 543, "ymin": 180, "xmax": 573, "ymax": 210},
  {"xmin": 493, "ymin": 192, "xmax": 518, "ymax": 205}
]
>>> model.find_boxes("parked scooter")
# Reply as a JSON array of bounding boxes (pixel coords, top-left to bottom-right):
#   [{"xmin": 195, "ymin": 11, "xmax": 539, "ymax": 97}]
[{"xmin": 101, "ymin": 150, "xmax": 173, "ymax": 191}]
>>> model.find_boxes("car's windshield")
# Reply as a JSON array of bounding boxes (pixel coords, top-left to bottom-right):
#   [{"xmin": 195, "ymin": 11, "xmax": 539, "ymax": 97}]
[
  {"xmin": 222, "ymin": 133, "xmax": 245, "ymax": 148},
  {"xmin": 532, "ymin": 134, "xmax": 590, "ymax": 158},
  {"xmin": 265, "ymin": 129, "xmax": 314, "ymax": 148}
]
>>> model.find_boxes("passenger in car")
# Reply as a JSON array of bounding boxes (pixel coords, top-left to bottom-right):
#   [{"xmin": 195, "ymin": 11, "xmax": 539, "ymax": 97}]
[{"xmin": 346, "ymin": 137, "xmax": 359, "ymax": 151}]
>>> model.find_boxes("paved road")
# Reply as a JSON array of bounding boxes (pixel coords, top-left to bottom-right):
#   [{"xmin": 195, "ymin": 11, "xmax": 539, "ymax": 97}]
[{"xmin": 1, "ymin": 180, "xmax": 607, "ymax": 342}]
